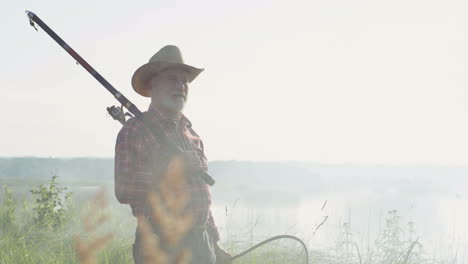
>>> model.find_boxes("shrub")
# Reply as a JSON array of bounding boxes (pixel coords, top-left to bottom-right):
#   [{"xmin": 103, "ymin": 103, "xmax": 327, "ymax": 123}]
[{"xmin": 30, "ymin": 175, "xmax": 72, "ymax": 230}]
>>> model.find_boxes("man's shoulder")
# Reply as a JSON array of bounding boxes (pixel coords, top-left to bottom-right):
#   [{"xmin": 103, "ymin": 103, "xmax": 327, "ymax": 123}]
[{"xmin": 117, "ymin": 116, "xmax": 146, "ymax": 139}]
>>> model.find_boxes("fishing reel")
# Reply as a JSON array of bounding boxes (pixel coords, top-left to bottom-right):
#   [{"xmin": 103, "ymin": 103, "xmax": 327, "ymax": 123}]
[{"xmin": 107, "ymin": 105, "xmax": 133, "ymax": 125}]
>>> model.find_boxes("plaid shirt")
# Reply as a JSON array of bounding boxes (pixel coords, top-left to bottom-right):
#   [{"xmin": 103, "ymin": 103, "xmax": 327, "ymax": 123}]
[{"xmin": 114, "ymin": 104, "xmax": 219, "ymax": 242}]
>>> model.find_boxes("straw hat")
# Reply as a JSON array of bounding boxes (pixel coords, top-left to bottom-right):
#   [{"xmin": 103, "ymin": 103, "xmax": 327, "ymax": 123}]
[{"xmin": 131, "ymin": 45, "xmax": 204, "ymax": 97}]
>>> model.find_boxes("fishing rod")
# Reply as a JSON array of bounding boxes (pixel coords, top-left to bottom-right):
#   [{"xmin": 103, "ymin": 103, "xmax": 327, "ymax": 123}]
[
  {"xmin": 232, "ymin": 234, "xmax": 309, "ymax": 264},
  {"xmin": 25, "ymin": 11, "xmax": 139, "ymax": 123},
  {"xmin": 24, "ymin": 10, "xmax": 214, "ymax": 186}
]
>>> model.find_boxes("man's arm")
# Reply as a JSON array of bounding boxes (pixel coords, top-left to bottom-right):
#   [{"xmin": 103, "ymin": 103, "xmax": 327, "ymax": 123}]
[{"xmin": 114, "ymin": 118, "xmax": 152, "ymax": 215}]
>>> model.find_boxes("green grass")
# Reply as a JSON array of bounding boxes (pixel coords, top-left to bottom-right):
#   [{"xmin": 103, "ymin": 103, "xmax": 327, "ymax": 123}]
[
  {"xmin": 0, "ymin": 230, "xmax": 133, "ymax": 264},
  {"xmin": 0, "ymin": 178, "xmax": 460, "ymax": 264}
]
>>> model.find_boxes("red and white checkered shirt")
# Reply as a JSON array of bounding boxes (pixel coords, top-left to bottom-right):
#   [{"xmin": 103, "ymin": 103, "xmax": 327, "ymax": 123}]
[{"xmin": 114, "ymin": 104, "xmax": 219, "ymax": 242}]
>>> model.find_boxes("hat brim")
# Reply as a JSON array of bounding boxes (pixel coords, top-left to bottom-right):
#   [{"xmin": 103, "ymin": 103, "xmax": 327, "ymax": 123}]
[{"xmin": 131, "ymin": 61, "xmax": 203, "ymax": 97}]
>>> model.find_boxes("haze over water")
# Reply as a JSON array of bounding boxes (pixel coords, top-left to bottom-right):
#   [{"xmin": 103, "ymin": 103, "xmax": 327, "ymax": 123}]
[{"xmin": 209, "ymin": 163, "xmax": 468, "ymax": 262}]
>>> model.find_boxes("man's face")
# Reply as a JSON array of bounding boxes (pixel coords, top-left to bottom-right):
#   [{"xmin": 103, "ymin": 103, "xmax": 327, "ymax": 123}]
[{"xmin": 150, "ymin": 68, "xmax": 189, "ymax": 114}]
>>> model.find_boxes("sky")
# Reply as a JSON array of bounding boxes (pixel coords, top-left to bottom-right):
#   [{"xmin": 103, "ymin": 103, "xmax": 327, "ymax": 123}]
[{"xmin": 1, "ymin": 0, "xmax": 467, "ymax": 165}]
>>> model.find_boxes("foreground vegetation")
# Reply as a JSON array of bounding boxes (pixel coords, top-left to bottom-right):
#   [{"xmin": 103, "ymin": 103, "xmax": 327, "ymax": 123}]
[{"xmin": 0, "ymin": 174, "xmax": 460, "ymax": 264}]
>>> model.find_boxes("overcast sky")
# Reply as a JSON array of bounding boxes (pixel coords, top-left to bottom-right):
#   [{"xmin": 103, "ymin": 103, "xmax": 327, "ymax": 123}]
[{"xmin": 2, "ymin": 0, "xmax": 467, "ymax": 165}]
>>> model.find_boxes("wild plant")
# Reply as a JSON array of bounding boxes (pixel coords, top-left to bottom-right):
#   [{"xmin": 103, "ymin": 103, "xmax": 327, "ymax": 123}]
[
  {"xmin": 335, "ymin": 221, "xmax": 355, "ymax": 262},
  {"xmin": 404, "ymin": 221, "xmax": 423, "ymax": 263},
  {"xmin": 0, "ymin": 185, "xmax": 16, "ymax": 233},
  {"xmin": 134, "ymin": 156, "xmax": 193, "ymax": 264},
  {"xmin": 74, "ymin": 188, "xmax": 114, "ymax": 264},
  {"xmin": 30, "ymin": 175, "xmax": 72, "ymax": 230},
  {"xmin": 372, "ymin": 210, "xmax": 425, "ymax": 264}
]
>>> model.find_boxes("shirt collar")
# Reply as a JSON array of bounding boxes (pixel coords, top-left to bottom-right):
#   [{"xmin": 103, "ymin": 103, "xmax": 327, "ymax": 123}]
[{"xmin": 147, "ymin": 103, "xmax": 192, "ymax": 128}]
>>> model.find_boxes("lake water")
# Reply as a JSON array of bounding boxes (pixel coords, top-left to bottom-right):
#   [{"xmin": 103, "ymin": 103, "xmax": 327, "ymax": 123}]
[{"xmin": 211, "ymin": 189, "xmax": 468, "ymax": 262}]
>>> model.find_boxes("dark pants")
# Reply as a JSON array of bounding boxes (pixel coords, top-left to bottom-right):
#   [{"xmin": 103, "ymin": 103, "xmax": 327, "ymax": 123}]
[{"xmin": 133, "ymin": 225, "xmax": 216, "ymax": 264}]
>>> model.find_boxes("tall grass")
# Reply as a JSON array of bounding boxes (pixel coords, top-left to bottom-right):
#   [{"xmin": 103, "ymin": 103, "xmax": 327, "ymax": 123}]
[{"xmin": 0, "ymin": 163, "xmax": 462, "ymax": 264}]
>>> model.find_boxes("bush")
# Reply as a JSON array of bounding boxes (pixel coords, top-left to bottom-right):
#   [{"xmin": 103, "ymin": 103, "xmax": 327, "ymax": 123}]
[{"xmin": 30, "ymin": 175, "xmax": 72, "ymax": 230}]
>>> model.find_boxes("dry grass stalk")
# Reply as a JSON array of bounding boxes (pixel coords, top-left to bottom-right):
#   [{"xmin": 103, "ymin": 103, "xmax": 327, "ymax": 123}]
[
  {"xmin": 74, "ymin": 156, "xmax": 194, "ymax": 264},
  {"xmin": 149, "ymin": 156, "xmax": 193, "ymax": 247},
  {"xmin": 74, "ymin": 188, "xmax": 114, "ymax": 264},
  {"xmin": 140, "ymin": 156, "xmax": 194, "ymax": 263},
  {"xmin": 137, "ymin": 216, "xmax": 170, "ymax": 264}
]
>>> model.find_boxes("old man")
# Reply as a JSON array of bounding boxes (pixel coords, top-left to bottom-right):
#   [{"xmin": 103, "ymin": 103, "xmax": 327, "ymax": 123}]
[{"xmin": 114, "ymin": 45, "xmax": 231, "ymax": 264}]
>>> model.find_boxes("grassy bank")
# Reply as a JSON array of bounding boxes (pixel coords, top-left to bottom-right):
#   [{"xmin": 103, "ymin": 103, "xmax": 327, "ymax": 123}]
[{"xmin": 0, "ymin": 176, "xmax": 460, "ymax": 264}]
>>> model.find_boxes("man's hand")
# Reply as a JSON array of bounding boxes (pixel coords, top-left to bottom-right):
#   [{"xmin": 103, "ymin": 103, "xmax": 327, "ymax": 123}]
[{"xmin": 214, "ymin": 243, "xmax": 232, "ymax": 264}]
